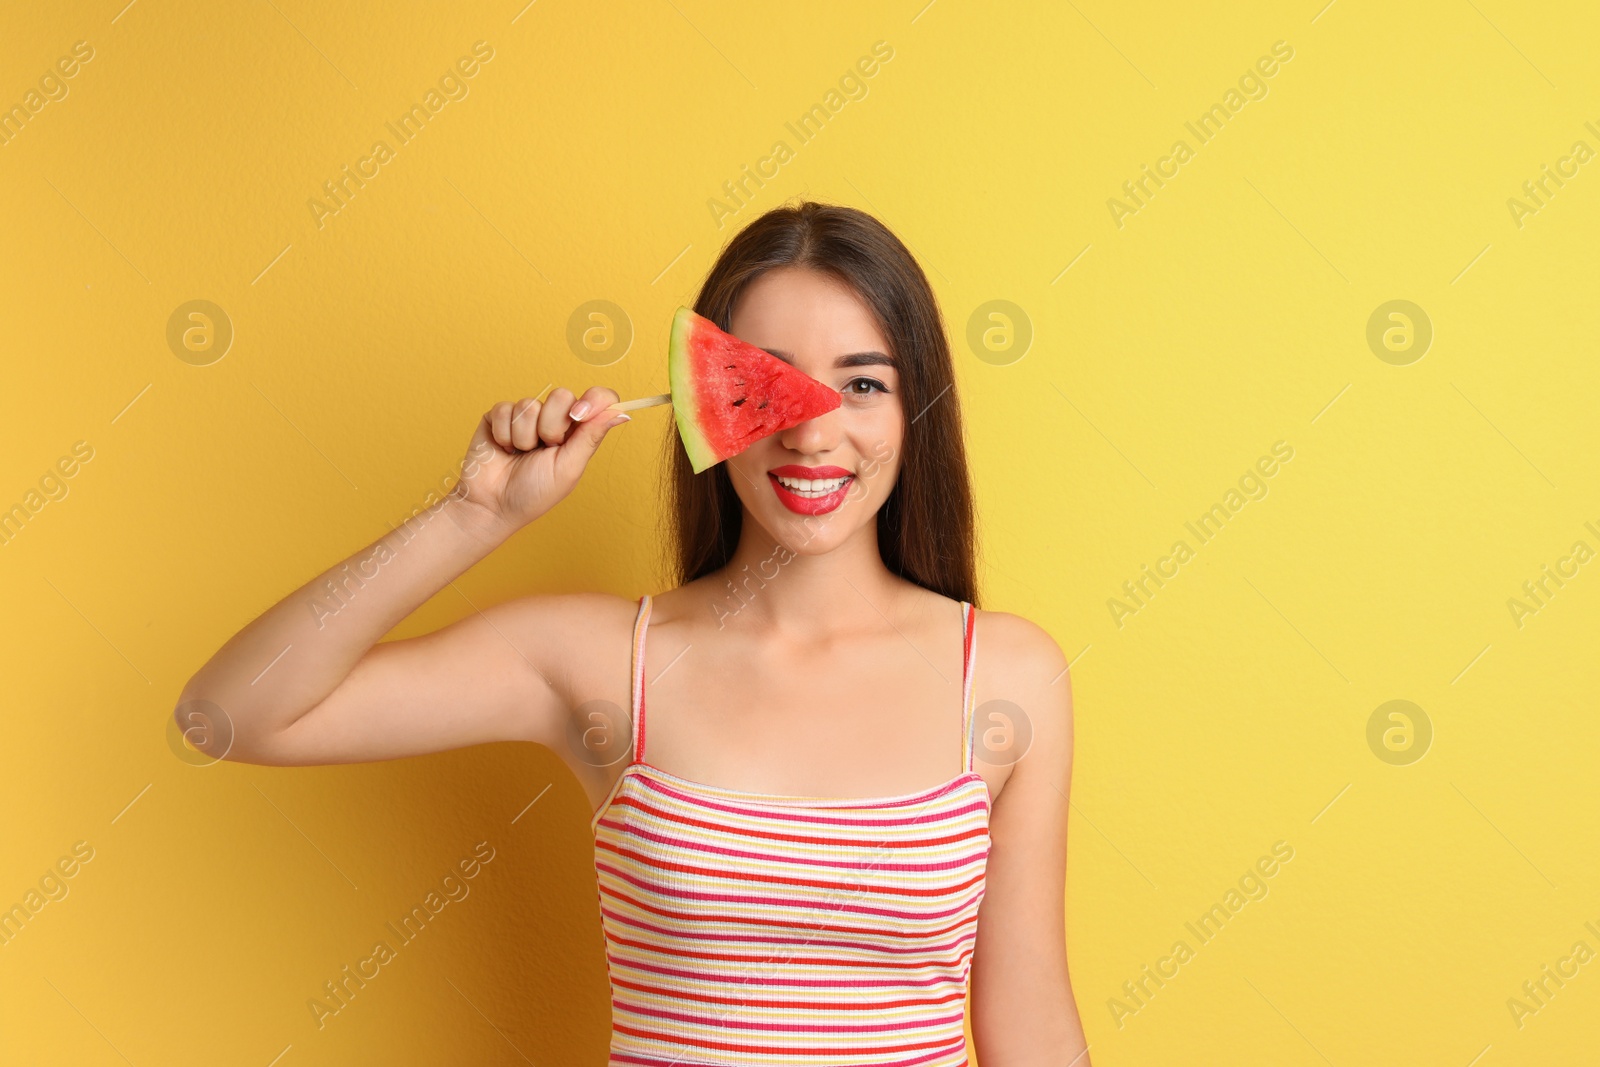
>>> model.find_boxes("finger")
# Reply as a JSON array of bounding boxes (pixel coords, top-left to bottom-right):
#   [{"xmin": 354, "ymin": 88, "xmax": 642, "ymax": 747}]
[
  {"xmin": 553, "ymin": 397, "xmax": 629, "ymax": 487},
  {"xmin": 568, "ymin": 385, "xmax": 620, "ymax": 422},
  {"xmin": 537, "ymin": 387, "xmax": 576, "ymax": 447},
  {"xmin": 489, "ymin": 401, "xmax": 516, "ymax": 452},
  {"xmin": 509, "ymin": 397, "xmax": 541, "ymax": 452}
]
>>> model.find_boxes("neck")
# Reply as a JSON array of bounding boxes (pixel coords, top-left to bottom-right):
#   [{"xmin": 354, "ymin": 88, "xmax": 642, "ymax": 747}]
[{"xmin": 712, "ymin": 507, "xmax": 901, "ymax": 637}]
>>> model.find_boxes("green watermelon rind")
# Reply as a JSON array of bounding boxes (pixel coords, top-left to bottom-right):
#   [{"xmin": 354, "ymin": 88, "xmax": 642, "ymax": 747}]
[{"xmin": 668, "ymin": 307, "xmax": 722, "ymax": 473}]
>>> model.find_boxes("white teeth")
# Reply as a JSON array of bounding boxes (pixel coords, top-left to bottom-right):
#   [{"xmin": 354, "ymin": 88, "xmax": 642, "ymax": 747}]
[{"xmin": 774, "ymin": 475, "xmax": 850, "ymax": 496}]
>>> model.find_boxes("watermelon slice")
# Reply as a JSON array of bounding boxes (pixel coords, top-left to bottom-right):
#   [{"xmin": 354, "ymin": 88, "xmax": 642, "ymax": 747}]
[{"xmin": 667, "ymin": 306, "xmax": 841, "ymax": 473}]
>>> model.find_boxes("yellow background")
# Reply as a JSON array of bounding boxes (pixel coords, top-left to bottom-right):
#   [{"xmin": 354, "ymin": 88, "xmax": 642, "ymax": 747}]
[{"xmin": 2, "ymin": 0, "xmax": 1597, "ymax": 1063}]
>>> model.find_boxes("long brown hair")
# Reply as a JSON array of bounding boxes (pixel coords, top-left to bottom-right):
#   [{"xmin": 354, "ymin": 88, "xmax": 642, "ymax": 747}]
[{"xmin": 662, "ymin": 199, "xmax": 978, "ymax": 606}]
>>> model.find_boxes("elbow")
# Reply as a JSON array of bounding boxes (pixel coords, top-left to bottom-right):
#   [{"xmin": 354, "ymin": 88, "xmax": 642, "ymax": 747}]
[
  {"xmin": 171, "ymin": 688, "xmax": 306, "ymax": 765},
  {"xmin": 170, "ymin": 689, "xmax": 251, "ymax": 765}
]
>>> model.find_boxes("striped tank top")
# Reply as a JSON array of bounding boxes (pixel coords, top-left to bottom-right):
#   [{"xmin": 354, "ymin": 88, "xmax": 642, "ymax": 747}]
[{"xmin": 590, "ymin": 594, "xmax": 991, "ymax": 1066}]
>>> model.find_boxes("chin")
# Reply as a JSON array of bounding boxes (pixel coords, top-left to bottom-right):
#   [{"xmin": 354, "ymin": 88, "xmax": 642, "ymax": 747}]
[{"xmin": 752, "ymin": 504, "xmax": 868, "ymax": 555}]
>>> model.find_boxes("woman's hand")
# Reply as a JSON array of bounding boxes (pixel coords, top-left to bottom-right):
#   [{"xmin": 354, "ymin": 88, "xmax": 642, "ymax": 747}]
[{"xmin": 456, "ymin": 386, "xmax": 628, "ymax": 536}]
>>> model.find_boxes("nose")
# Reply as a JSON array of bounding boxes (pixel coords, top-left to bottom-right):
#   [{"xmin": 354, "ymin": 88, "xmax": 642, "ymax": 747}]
[{"xmin": 775, "ymin": 404, "xmax": 842, "ymax": 457}]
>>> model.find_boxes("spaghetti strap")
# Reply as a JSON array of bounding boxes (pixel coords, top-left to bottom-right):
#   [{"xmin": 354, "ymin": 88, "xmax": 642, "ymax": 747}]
[
  {"xmin": 959, "ymin": 600, "xmax": 979, "ymax": 773},
  {"xmin": 629, "ymin": 594, "xmax": 653, "ymax": 763}
]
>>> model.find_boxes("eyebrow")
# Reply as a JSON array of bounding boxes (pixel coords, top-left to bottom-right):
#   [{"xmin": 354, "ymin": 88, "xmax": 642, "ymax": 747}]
[{"xmin": 761, "ymin": 348, "xmax": 896, "ymax": 369}]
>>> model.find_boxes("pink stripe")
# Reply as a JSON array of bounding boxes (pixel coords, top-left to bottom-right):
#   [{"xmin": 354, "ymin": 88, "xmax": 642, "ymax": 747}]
[
  {"xmin": 596, "ymin": 839, "xmax": 987, "ymax": 898},
  {"xmin": 606, "ymin": 953, "xmax": 974, "ymax": 990},
  {"xmin": 634, "ymin": 771, "xmax": 989, "ymax": 826},
  {"xmin": 600, "ymin": 906, "xmax": 977, "ymax": 955},
  {"xmin": 606, "ymin": 928, "xmax": 980, "ymax": 968},
  {"xmin": 605, "ymin": 788, "xmax": 990, "ymax": 846},
  {"xmin": 608, "ymin": 944, "xmax": 978, "ymax": 978},
  {"xmin": 596, "ymin": 861, "xmax": 987, "ymax": 921},
  {"xmin": 612, "ymin": 1042, "xmax": 966, "ymax": 1067},
  {"xmin": 631, "ymin": 595, "xmax": 650, "ymax": 762},
  {"xmin": 961, "ymin": 602, "xmax": 977, "ymax": 773},
  {"xmin": 608, "ymin": 1036, "xmax": 960, "ymax": 1067},
  {"xmin": 614, "ymin": 998, "xmax": 967, "ymax": 1034},
  {"xmin": 608, "ymin": 944, "xmax": 976, "ymax": 980},
  {"xmin": 601, "ymin": 818, "xmax": 990, "ymax": 874},
  {"xmin": 597, "ymin": 883, "xmax": 980, "ymax": 941},
  {"xmin": 613, "ymin": 1015, "xmax": 969, "ymax": 1056},
  {"xmin": 610, "ymin": 974, "xmax": 969, "ymax": 1011}
]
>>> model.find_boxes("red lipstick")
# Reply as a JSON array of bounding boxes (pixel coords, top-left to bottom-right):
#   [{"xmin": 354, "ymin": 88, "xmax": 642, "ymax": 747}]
[{"xmin": 767, "ymin": 465, "xmax": 855, "ymax": 515}]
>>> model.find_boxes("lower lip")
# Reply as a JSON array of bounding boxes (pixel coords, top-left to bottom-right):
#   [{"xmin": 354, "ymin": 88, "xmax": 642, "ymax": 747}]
[{"xmin": 768, "ymin": 473, "xmax": 854, "ymax": 515}]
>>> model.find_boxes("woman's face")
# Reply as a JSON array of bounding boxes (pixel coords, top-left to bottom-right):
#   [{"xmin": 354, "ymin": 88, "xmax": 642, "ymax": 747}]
[{"xmin": 723, "ymin": 266, "xmax": 904, "ymax": 556}]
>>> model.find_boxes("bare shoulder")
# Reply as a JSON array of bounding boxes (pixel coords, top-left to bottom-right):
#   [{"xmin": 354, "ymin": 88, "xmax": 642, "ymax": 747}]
[
  {"xmin": 501, "ymin": 589, "xmax": 641, "ymax": 639},
  {"xmin": 970, "ymin": 607, "xmax": 1074, "ymax": 798},
  {"xmin": 972, "ymin": 608, "xmax": 1071, "ymax": 692}
]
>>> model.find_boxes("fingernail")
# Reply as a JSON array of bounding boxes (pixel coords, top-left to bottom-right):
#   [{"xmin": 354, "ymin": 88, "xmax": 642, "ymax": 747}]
[
  {"xmin": 569, "ymin": 400, "xmax": 592, "ymax": 421},
  {"xmin": 608, "ymin": 413, "xmax": 631, "ymax": 426}
]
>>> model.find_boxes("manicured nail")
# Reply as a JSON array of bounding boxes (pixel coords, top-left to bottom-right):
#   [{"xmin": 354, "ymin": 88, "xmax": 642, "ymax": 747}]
[
  {"xmin": 569, "ymin": 400, "xmax": 592, "ymax": 421},
  {"xmin": 608, "ymin": 413, "xmax": 631, "ymax": 426}
]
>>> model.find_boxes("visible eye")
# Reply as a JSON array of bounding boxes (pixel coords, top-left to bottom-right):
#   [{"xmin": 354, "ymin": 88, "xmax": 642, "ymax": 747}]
[{"xmin": 842, "ymin": 376, "xmax": 890, "ymax": 396}]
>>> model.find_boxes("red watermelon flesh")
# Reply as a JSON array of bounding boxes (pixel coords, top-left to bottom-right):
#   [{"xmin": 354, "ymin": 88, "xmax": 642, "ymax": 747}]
[{"xmin": 668, "ymin": 306, "xmax": 842, "ymax": 473}]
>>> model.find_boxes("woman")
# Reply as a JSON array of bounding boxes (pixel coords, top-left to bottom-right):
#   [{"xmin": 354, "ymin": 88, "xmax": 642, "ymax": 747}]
[{"xmin": 178, "ymin": 201, "xmax": 1090, "ymax": 1065}]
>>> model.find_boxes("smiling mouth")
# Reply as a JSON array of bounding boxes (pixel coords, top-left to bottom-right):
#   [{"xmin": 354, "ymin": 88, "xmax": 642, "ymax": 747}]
[
  {"xmin": 771, "ymin": 474, "xmax": 851, "ymax": 496},
  {"xmin": 766, "ymin": 468, "xmax": 855, "ymax": 515}
]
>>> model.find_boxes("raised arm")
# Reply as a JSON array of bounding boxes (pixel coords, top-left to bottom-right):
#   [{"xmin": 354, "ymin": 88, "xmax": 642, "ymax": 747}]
[
  {"xmin": 173, "ymin": 386, "xmax": 631, "ymax": 767},
  {"xmin": 969, "ymin": 612, "xmax": 1091, "ymax": 1066}
]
